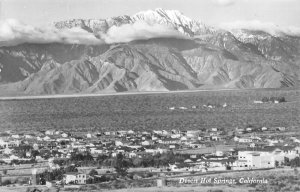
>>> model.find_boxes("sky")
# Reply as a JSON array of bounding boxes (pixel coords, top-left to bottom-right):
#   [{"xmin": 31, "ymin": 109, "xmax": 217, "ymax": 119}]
[{"xmin": 0, "ymin": 0, "xmax": 300, "ymax": 29}]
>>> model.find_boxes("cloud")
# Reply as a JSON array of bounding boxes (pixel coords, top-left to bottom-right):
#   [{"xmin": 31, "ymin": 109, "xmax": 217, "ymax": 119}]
[
  {"xmin": 0, "ymin": 19, "xmax": 187, "ymax": 47},
  {"xmin": 212, "ymin": 0, "xmax": 296, "ymax": 6},
  {"xmin": 212, "ymin": 0, "xmax": 236, "ymax": 6},
  {"xmin": 100, "ymin": 21, "xmax": 187, "ymax": 44},
  {"xmin": 220, "ymin": 20, "xmax": 300, "ymax": 36},
  {"xmin": 0, "ymin": 19, "xmax": 104, "ymax": 46}
]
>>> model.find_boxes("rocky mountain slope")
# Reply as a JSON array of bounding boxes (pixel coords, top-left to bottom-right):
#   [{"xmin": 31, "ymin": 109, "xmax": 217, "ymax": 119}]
[
  {"xmin": 54, "ymin": 8, "xmax": 214, "ymax": 36},
  {"xmin": 0, "ymin": 9, "xmax": 299, "ymax": 96}
]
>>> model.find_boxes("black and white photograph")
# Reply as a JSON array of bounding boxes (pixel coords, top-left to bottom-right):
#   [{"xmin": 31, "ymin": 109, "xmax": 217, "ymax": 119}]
[{"xmin": 0, "ymin": 0, "xmax": 299, "ymax": 191}]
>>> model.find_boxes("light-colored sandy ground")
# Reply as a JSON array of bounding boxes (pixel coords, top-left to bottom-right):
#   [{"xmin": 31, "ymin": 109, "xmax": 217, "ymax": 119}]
[
  {"xmin": 97, "ymin": 186, "xmax": 253, "ymax": 192},
  {"xmin": 0, "ymin": 168, "xmax": 295, "ymax": 192},
  {"xmin": 0, "ymin": 185, "xmax": 253, "ymax": 192},
  {"xmin": 0, "ymin": 88, "xmax": 251, "ymax": 100}
]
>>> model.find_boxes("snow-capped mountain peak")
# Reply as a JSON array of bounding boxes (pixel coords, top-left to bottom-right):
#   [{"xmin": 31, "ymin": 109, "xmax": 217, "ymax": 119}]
[
  {"xmin": 54, "ymin": 8, "xmax": 215, "ymax": 37},
  {"xmin": 133, "ymin": 8, "xmax": 192, "ymax": 26},
  {"xmin": 132, "ymin": 8, "xmax": 214, "ymax": 36}
]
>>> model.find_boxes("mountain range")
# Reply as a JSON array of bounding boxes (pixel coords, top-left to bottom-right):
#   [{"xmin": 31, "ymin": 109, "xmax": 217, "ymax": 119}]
[{"xmin": 0, "ymin": 8, "xmax": 299, "ymax": 96}]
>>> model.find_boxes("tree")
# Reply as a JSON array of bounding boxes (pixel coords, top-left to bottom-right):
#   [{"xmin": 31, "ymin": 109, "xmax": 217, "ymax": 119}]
[
  {"xmin": 294, "ymin": 168, "xmax": 299, "ymax": 175},
  {"xmin": 41, "ymin": 168, "xmax": 65, "ymax": 182},
  {"xmin": 262, "ymin": 97, "xmax": 269, "ymax": 103},
  {"xmin": 89, "ymin": 169, "xmax": 98, "ymax": 177},
  {"xmin": 97, "ymin": 154, "xmax": 109, "ymax": 166},
  {"xmin": 284, "ymin": 157, "xmax": 290, "ymax": 166},
  {"xmin": 65, "ymin": 165, "xmax": 78, "ymax": 173},
  {"xmin": 290, "ymin": 157, "xmax": 300, "ymax": 168},
  {"xmin": 114, "ymin": 153, "xmax": 129, "ymax": 177},
  {"xmin": 278, "ymin": 97, "xmax": 286, "ymax": 103},
  {"xmin": 132, "ymin": 157, "xmax": 142, "ymax": 167},
  {"xmin": 31, "ymin": 150, "xmax": 40, "ymax": 158}
]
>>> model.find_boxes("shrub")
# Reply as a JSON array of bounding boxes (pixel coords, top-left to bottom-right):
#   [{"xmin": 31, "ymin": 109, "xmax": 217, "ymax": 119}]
[
  {"xmin": 89, "ymin": 169, "xmax": 98, "ymax": 176},
  {"xmin": 2, "ymin": 179, "xmax": 12, "ymax": 186}
]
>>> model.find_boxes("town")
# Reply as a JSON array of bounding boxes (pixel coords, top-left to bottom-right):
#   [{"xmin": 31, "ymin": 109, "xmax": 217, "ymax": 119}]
[{"xmin": 0, "ymin": 123, "xmax": 299, "ymax": 189}]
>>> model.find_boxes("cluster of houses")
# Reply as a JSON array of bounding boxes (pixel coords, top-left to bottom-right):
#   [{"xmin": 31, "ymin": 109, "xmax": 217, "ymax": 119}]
[
  {"xmin": 0, "ymin": 125, "xmax": 299, "ymax": 185},
  {"xmin": 169, "ymin": 103, "xmax": 228, "ymax": 111}
]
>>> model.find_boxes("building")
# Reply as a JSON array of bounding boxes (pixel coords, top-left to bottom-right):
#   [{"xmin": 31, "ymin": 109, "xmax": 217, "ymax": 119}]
[
  {"xmin": 236, "ymin": 146, "xmax": 299, "ymax": 168},
  {"xmin": 237, "ymin": 151, "xmax": 275, "ymax": 168},
  {"xmin": 64, "ymin": 173, "xmax": 87, "ymax": 184}
]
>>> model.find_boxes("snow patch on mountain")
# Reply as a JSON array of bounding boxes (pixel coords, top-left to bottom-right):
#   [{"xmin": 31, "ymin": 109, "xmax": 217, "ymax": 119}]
[{"xmin": 220, "ymin": 20, "xmax": 300, "ymax": 37}]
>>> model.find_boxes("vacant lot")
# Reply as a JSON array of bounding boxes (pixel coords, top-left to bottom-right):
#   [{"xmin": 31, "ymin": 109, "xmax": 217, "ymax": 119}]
[{"xmin": 0, "ymin": 89, "xmax": 299, "ymax": 132}]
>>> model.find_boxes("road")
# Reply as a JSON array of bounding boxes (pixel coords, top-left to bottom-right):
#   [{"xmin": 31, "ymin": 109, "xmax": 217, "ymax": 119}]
[{"xmin": 0, "ymin": 88, "xmax": 267, "ymax": 100}]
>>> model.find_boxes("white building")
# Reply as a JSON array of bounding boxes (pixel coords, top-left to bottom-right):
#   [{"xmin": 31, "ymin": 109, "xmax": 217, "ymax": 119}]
[
  {"xmin": 64, "ymin": 173, "xmax": 87, "ymax": 184},
  {"xmin": 237, "ymin": 151, "xmax": 275, "ymax": 168},
  {"xmin": 236, "ymin": 146, "xmax": 299, "ymax": 168},
  {"xmin": 234, "ymin": 136, "xmax": 253, "ymax": 143},
  {"xmin": 45, "ymin": 130, "xmax": 56, "ymax": 135}
]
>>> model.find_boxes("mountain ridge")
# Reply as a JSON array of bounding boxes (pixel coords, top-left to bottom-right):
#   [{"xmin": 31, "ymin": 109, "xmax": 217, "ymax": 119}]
[{"xmin": 0, "ymin": 9, "xmax": 299, "ymax": 96}]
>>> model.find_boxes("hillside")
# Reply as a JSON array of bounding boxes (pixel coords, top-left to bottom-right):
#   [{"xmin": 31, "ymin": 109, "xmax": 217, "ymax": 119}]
[{"xmin": 0, "ymin": 9, "xmax": 299, "ymax": 96}]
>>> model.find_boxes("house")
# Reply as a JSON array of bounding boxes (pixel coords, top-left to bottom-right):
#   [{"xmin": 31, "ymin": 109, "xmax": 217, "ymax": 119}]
[
  {"xmin": 64, "ymin": 173, "xmax": 87, "ymax": 184},
  {"xmin": 115, "ymin": 141, "xmax": 124, "ymax": 146},
  {"xmin": 186, "ymin": 131, "xmax": 198, "ymax": 138},
  {"xmin": 171, "ymin": 129, "xmax": 180, "ymax": 134},
  {"xmin": 254, "ymin": 100, "xmax": 263, "ymax": 104},
  {"xmin": 153, "ymin": 130, "xmax": 163, "ymax": 135},
  {"xmin": 211, "ymin": 128, "xmax": 218, "ymax": 132},
  {"xmin": 246, "ymin": 127, "xmax": 252, "ymax": 132},
  {"xmin": 24, "ymin": 134, "xmax": 34, "ymax": 139},
  {"xmin": 128, "ymin": 152, "xmax": 137, "ymax": 158},
  {"xmin": 235, "ymin": 128, "xmax": 245, "ymax": 134},
  {"xmin": 104, "ymin": 132, "xmax": 111, "ymax": 136},
  {"xmin": 290, "ymin": 137, "xmax": 300, "ymax": 143},
  {"xmin": 180, "ymin": 136, "xmax": 187, "ymax": 141},
  {"xmin": 169, "ymin": 144, "xmax": 177, "ymax": 149},
  {"xmin": 162, "ymin": 130, "xmax": 169, "ymax": 135},
  {"xmin": 266, "ymin": 139, "xmax": 279, "ymax": 146},
  {"xmin": 171, "ymin": 134, "xmax": 181, "ymax": 139},
  {"xmin": 0, "ymin": 139, "xmax": 9, "ymax": 148},
  {"xmin": 184, "ymin": 159, "xmax": 194, "ymax": 163},
  {"xmin": 127, "ymin": 130, "xmax": 135, "ymax": 135},
  {"xmin": 90, "ymin": 148, "xmax": 103, "ymax": 154},
  {"xmin": 55, "ymin": 131, "xmax": 62, "ymax": 135},
  {"xmin": 43, "ymin": 136, "xmax": 51, "ymax": 141},
  {"xmin": 61, "ymin": 133, "xmax": 69, "ymax": 138},
  {"xmin": 4, "ymin": 147, "xmax": 13, "ymax": 154},
  {"xmin": 211, "ymin": 135, "xmax": 222, "ymax": 141},
  {"xmin": 234, "ymin": 136, "xmax": 253, "ymax": 143},
  {"xmin": 141, "ymin": 140, "xmax": 152, "ymax": 146},
  {"xmin": 189, "ymin": 141, "xmax": 205, "ymax": 148},
  {"xmin": 215, "ymin": 151, "xmax": 224, "ymax": 157},
  {"xmin": 145, "ymin": 148, "xmax": 167, "ymax": 154},
  {"xmin": 159, "ymin": 138, "xmax": 180, "ymax": 145},
  {"xmin": 277, "ymin": 127, "xmax": 286, "ymax": 131},
  {"xmin": 45, "ymin": 130, "xmax": 56, "ymax": 135},
  {"xmin": 261, "ymin": 127, "xmax": 268, "ymax": 131},
  {"xmin": 11, "ymin": 134, "xmax": 20, "ymax": 139},
  {"xmin": 141, "ymin": 131, "xmax": 150, "ymax": 135},
  {"xmin": 33, "ymin": 143, "xmax": 39, "ymax": 150}
]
